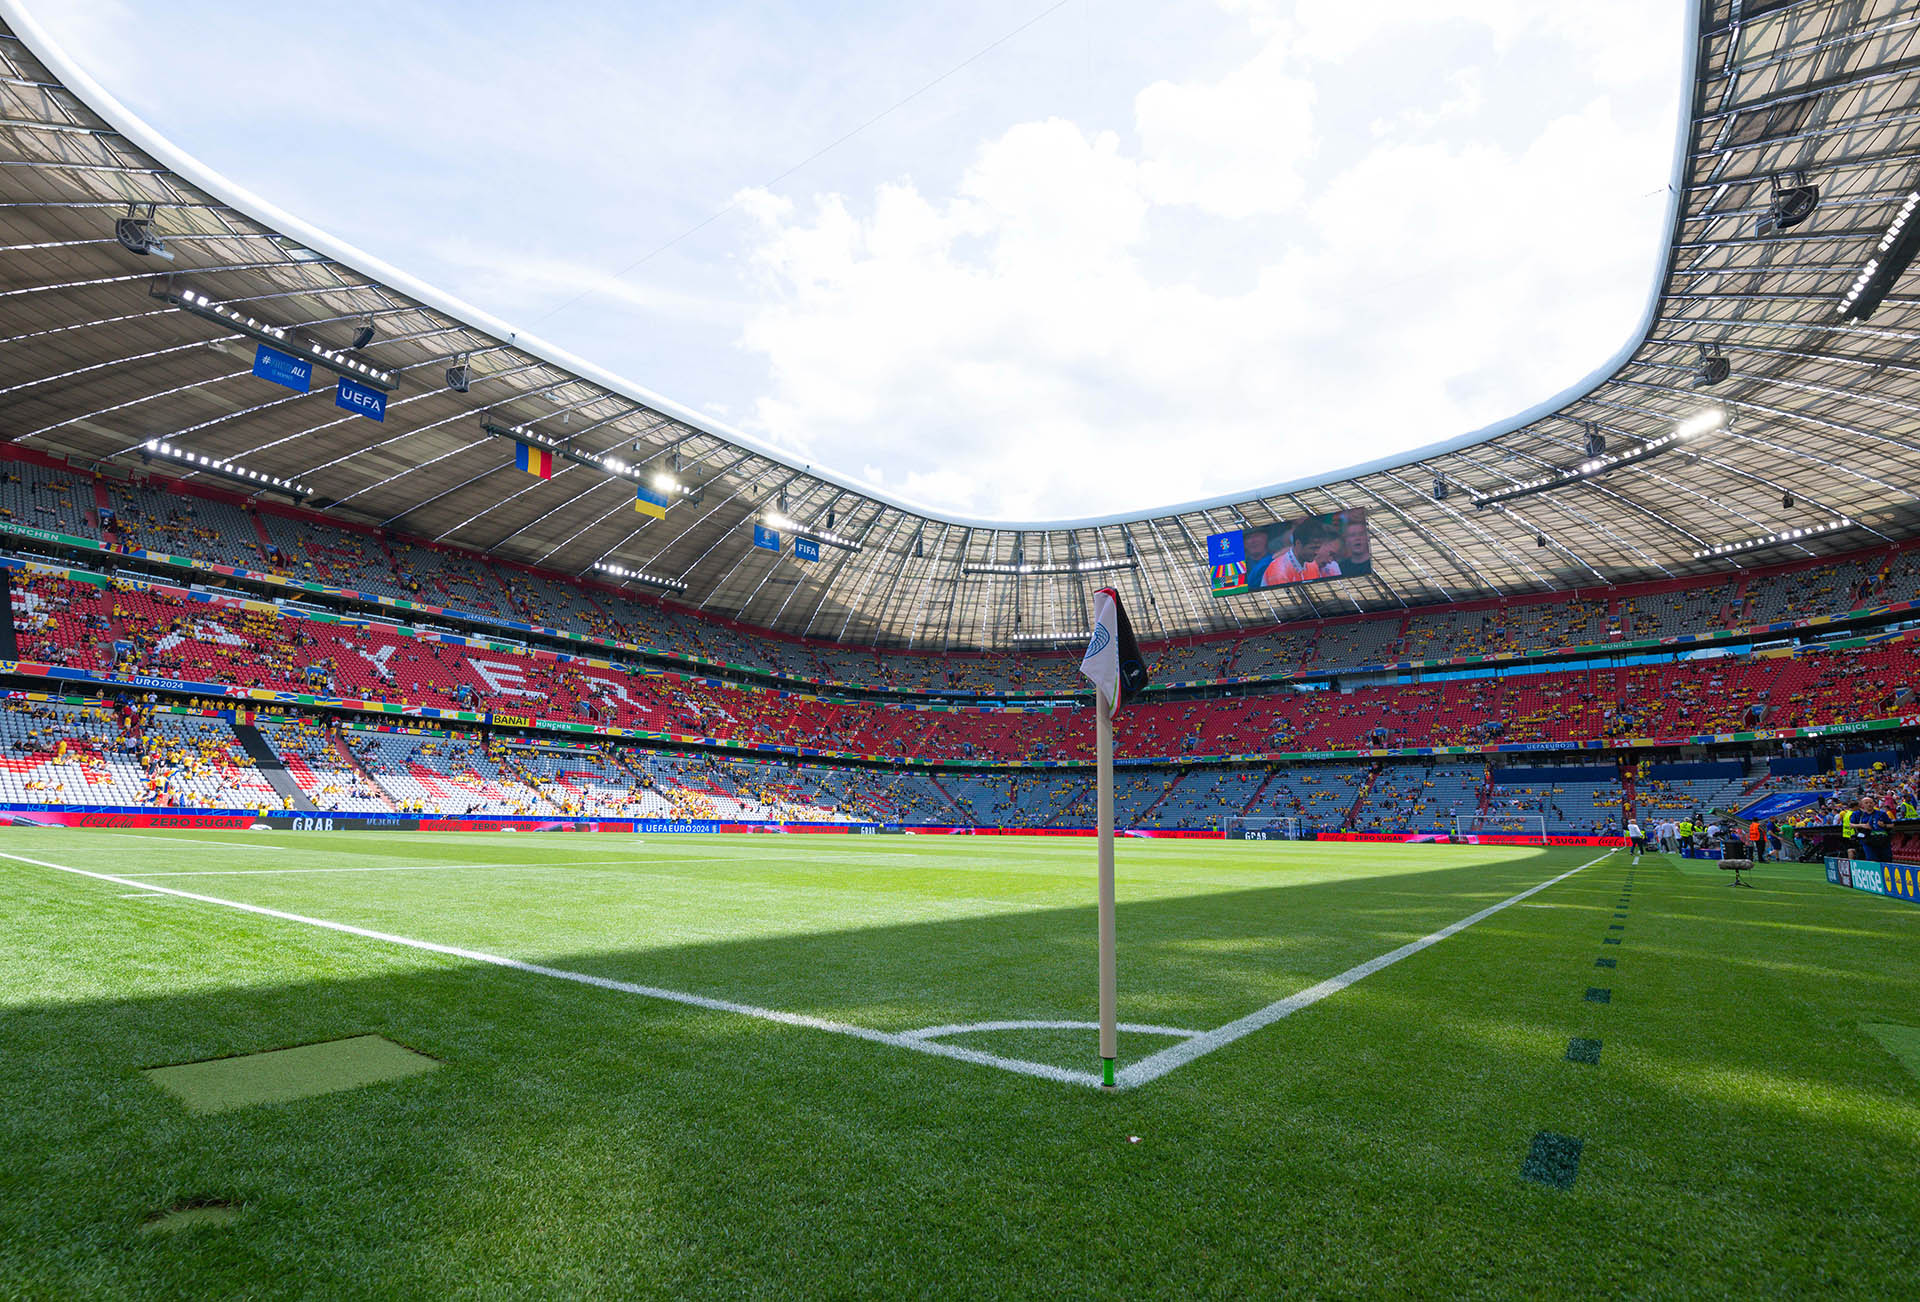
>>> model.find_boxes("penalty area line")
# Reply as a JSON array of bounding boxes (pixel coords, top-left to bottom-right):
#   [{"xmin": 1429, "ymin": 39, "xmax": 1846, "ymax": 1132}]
[
  {"xmin": 0, "ymin": 850, "xmax": 1103, "ymax": 1090},
  {"xmin": 1114, "ymin": 852, "xmax": 1610, "ymax": 1089}
]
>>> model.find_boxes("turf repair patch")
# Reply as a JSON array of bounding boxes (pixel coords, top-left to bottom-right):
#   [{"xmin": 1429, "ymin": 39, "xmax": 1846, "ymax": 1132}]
[
  {"xmin": 1862, "ymin": 1024, "xmax": 1920, "ymax": 1081},
  {"xmin": 144, "ymin": 1035, "xmax": 439, "ymax": 1113},
  {"xmin": 139, "ymin": 1201, "xmax": 240, "ymax": 1235},
  {"xmin": 1585, "ymin": 987, "xmax": 1612, "ymax": 1004},
  {"xmin": 1595, "ymin": 957, "xmax": 1616, "ymax": 968},
  {"xmin": 1565, "ymin": 1037, "xmax": 1602, "ymax": 1066},
  {"xmin": 1521, "ymin": 1132, "xmax": 1583, "ymax": 1189}
]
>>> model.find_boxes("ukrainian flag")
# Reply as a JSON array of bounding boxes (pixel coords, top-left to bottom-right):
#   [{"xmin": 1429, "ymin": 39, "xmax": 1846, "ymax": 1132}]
[
  {"xmin": 514, "ymin": 442, "xmax": 553, "ymax": 480},
  {"xmin": 634, "ymin": 484, "xmax": 669, "ymax": 519}
]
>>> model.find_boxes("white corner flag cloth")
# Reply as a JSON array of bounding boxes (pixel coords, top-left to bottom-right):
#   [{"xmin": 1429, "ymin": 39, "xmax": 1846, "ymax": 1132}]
[{"xmin": 1080, "ymin": 588, "xmax": 1121, "ymax": 714}]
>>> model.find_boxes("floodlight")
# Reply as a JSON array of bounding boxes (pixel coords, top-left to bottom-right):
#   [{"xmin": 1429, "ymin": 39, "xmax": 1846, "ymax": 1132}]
[
  {"xmin": 1676, "ymin": 408, "xmax": 1727, "ymax": 439},
  {"xmin": 1766, "ymin": 174, "xmax": 1819, "ymax": 231},
  {"xmin": 114, "ymin": 203, "xmax": 170, "ymax": 260}
]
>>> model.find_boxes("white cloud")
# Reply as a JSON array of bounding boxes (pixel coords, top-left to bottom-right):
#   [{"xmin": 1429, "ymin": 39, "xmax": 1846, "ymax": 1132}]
[
  {"xmin": 1135, "ymin": 40, "xmax": 1316, "ymax": 218},
  {"xmin": 731, "ymin": 3, "xmax": 1681, "ymax": 519}
]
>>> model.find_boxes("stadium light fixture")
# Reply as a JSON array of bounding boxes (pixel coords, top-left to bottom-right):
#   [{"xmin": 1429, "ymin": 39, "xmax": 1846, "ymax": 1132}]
[
  {"xmin": 445, "ymin": 354, "xmax": 472, "ymax": 393},
  {"xmin": 141, "ymin": 439, "xmax": 309, "ymax": 496},
  {"xmin": 1010, "ymin": 632, "xmax": 1084, "ymax": 644},
  {"xmin": 1835, "ymin": 189, "xmax": 1920, "ymax": 321},
  {"xmin": 590, "ymin": 560, "xmax": 687, "ymax": 593},
  {"xmin": 763, "ymin": 511, "xmax": 862, "ymax": 552},
  {"xmin": 478, "ymin": 422, "xmax": 696, "ymax": 494},
  {"xmin": 1472, "ymin": 407, "xmax": 1728, "ymax": 508},
  {"xmin": 1764, "ymin": 173, "xmax": 1819, "ymax": 232},
  {"xmin": 114, "ymin": 203, "xmax": 171, "ymax": 260},
  {"xmin": 348, "ymin": 320, "xmax": 377, "ymax": 351},
  {"xmin": 154, "ymin": 285, "xmax": 397, "ymax": 390},
  {"xmin": 1690, "ymin": 517, "xmax": 1853, "ymax": 560},
  {"xmin": 1694, "ymin": 343, "xmax": 1731, "ymax": 387},
  {"xmin": 963, "ymin": 557, "xmax": 1138, "ymax": 576}
]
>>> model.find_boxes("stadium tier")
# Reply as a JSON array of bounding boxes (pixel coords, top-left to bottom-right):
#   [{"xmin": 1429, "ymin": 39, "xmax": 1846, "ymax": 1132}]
[
  {"xmin": 14, "ymin": 561, "xmax": 1920, "ymax": 759},
  {"xmin": 7, "ymin": 450, "xmax": 1920, "ymax": 705}
]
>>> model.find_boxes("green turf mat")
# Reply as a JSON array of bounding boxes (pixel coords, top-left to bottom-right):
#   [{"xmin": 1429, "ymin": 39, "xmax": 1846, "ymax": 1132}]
[
  {"xmin": 144, "ymin": 1035, "xmax": 438, "ymax": 1113},
  {"xmin": 1863, "ymin": 1023, "xmax": 1920, "ymax": 1082}
]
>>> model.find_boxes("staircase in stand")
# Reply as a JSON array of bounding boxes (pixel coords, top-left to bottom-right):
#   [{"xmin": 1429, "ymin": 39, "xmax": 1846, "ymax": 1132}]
[
  {"xmin": 230, "ymin": 724, "xmax": 317, "ymax": 812},
  {"xmin": 1133, "ymin": 769, "xmax": 1185, "ymax": 827},
  {"xmin": 331, "ymin": 734, "xmax": 396, "ymax": 811},
  {"xmin": 1342, "ymin": 763, "xmax": 1382, "ymax": 830},
  {"xmin": 1239, "ymin": 767, "xmax": 1281, "ymax": 815},
  {"xmin": 927, "ymin": 773, "xmax": 974, "ymax": 826}
]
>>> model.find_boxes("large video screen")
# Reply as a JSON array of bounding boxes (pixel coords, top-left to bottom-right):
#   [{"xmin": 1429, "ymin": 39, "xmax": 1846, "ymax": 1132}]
[{"xmin": 1207, "ymin": 509, "xmax": 1371, "ymax": 597}]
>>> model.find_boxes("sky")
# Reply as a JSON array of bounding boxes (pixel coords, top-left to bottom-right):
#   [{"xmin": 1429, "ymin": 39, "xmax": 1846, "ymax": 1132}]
[{"xmin": 29, "ymin": 0, "xmax": 1688, "ymax": 522}]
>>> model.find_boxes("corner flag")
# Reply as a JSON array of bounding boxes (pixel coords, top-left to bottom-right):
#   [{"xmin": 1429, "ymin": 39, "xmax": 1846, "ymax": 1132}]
[
  {"xmin": 1079, "ymin": 587, "xmax": 1150, "ymax": 1090},
  {"xmin": 1079, "ymin": 587, "xmax": 1150, "ymax": 712}
]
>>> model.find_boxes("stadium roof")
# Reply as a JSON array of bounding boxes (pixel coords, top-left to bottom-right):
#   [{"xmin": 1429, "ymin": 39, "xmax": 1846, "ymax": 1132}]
[{"xmin": 3, "ymin": 0, "xmax": 1920, "ymax": 648}]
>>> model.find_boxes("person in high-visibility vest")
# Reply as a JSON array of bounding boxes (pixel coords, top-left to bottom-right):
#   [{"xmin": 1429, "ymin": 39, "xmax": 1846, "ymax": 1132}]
[
  {"xmin": 1678, "ymin": 817, "xmax": 1694, "ymax": 857},
  {"xmin": 1749, "ymin": 819, "xmax": 1767, "ymax": 863},
  {"xmin": 1900, "ymin": 795, "xmax": 1918, "ymax": 822},
  {"xmin": 1841, "ymin": 798, "xmax": 1868, "ymax": 860}
]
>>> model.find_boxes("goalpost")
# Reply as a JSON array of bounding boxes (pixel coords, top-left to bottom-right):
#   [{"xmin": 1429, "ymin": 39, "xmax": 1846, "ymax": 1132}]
[
  {"xmin": 1452, "ymin": 813, "xmax": 1550, "ymax": 845},
  {"xmin": 1222, "ymin": 815, "xmax": 1304, "ymax": 841}
]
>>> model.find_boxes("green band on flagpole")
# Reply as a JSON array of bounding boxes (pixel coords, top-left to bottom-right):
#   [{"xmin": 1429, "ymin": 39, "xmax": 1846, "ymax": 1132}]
[{"xmin": 1102, "ymin": 1057, "xmax": 1115, "ymax": 1088}]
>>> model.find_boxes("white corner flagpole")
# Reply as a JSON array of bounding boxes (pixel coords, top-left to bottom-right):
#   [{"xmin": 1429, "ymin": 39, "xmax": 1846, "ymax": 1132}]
[{"xmin": 1096, "ymin": 687, "xmax": 1118, "ymax": 1089}]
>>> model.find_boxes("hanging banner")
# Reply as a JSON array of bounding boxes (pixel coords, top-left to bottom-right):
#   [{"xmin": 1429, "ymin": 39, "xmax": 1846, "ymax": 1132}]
[
  {"xmin": 252, "ymin": 344, "xmax": 312, "ymax": 392},
  {"xmin": 335, "ymin": 375, "xmax": 387, "ymax": 422}
]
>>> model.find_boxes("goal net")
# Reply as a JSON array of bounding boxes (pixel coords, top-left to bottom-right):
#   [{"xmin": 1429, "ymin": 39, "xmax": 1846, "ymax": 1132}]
[
  {"xmin": 1222, "ymin": 815, "xmax": 1304, "ymax": 841},
  {"xmin": 1452, "ymin": 813, "xmax": 1549, "ymax": 845}
]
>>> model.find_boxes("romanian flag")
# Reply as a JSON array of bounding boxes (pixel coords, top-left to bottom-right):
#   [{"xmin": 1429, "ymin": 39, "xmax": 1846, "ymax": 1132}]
[
  {"xmin": 514, "ymin": 442, "xmax": 553, "ymax": 480},
  {"xmin": 634, "ymin": 483, "xmax": 669, "ymax": 519}
]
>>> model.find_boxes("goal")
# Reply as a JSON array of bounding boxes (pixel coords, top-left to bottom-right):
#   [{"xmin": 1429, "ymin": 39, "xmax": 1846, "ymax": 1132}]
[
  {"xmin": 1452, "ymin": 813, "xmax": 1549, "ymax": 845},
  {"xmin": 1223, "ymin": 815, "xmax": 1304, "ymax": 841}
]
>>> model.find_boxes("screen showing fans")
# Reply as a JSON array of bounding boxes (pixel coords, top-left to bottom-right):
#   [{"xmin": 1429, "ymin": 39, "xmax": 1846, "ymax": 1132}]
[{"xmin": 1207, "ymin": 510, "xmax": 1371, "ymax": 596}]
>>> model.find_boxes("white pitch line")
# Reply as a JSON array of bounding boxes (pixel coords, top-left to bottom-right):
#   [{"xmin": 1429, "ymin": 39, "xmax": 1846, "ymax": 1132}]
[
  {"xmin": 0, "ymin": 850, "xmax": 1100, "ymax": 1089},
  {"xmin": 1113, "ymin": 852, "xmax": 1610, "ymax": 1089},
  {"xmin": 0, "ymin": 848, "xmax": 1605, "ymax": 1092},
  {"xmin": 902, "ymin": 1019, "xmax": 1201, "ymax": 1041}
]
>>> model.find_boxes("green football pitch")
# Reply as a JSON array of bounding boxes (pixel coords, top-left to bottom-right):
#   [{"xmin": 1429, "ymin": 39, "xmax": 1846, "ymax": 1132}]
[{"xmin": 2, "ymin": 830, "xmax": 1916, "ymax": 1297}]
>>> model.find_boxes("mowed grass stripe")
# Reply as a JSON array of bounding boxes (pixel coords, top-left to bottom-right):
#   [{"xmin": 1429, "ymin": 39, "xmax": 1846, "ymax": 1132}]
[{"xmin": 15, "ymin": 832, "xmax": 1604, "ymax": 1034}]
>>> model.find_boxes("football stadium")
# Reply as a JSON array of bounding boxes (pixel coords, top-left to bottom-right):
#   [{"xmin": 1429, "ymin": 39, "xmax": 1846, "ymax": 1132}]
[{"xmin": 3, "ymin": 1, "xmax": 1920, "ymax": 1295}]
